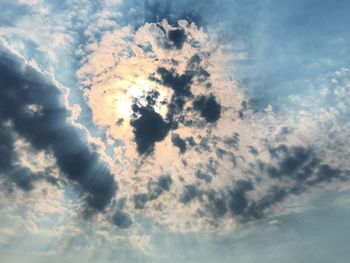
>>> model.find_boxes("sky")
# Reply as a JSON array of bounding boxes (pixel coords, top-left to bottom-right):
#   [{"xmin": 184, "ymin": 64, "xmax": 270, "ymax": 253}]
[{"xmin": 0, "ymin": 0, "xmax": 350, "ymax": 262}]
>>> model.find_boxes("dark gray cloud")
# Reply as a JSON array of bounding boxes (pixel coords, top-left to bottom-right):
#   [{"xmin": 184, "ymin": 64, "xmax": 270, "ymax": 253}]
[
  {"xmin": 180, "ymin": 184, "xmax": 202, "ymax": 204},
  {"xmin": 157, "ymin": 174, "xmax": 173, "ymax": 191},
  {"xmin": 0, "ymin": 123, "xmax": 13, "ymax": 174},
  {"xmin": 132, "ymin": 175, "xmax": 173, "ymax": 209},
  {"xmin": 156, "ymin": 67, "xmax": 193, "ymax": 97},
  {"xmin": 133, "ymin": 193, "xmax": 149, "ymax": 209},
  {"xmin": 206, "ymin": 191, "xmax": 228, "ymax": 219},
  {"xmin": 131, "ymin": 104, "xmax": 170, "ymax": 155},
  {"xmin": 223, "ymin": 133, "xmax": 240, "ymax": 149},
  {"xmin": 266, "ymin": 145, "xmax": 347, "ymax": 184},
  {"xmin": 112, "ymin": 210, "xmax": 133, "ymax": 229},
  {"xmin": 248, "ymin": 146, "xmax": 259, "ymax": 156},
  {"xmin": 243, "ymin": 186, "xmax": 288, "ymax": 220},
  {"xmin": 186, "ymin": 54, "xmax": 211, "ymax": 85},
  {"xmin": 193, "ymin": 94, "xmax": 221, "ymax": 122},
  {"xmin": 0, "ymin": 51, "xmax": 117, "ymax": 211},
  {"xmin": 195, "ymin": 169, "xmax": 212, "ymax": 183},
  {"xmin": 316, "ymin": 165, "xmax": 344, "ymax": 184},
  {"xmin": 130, "ymin": 29, "xmax": 220, "ymax": 156},
  {"xmin": 0, "ymin": 122, "xmax": 59, "ymax": 192},
  {"xmin": 227, "ymin": 146, "xmax": 348, "ymax": 222},
  {"xmin": 167, "ymin": 28, "xmax": 186, "ymax": 49},
  {"xmin": 189, "ymin": 144, "xmax": 350, "ymax": 225},
  {"xmin": 215, "ymin": 148, "xmax": 227, "ymax": 159},
  {"xmin": 227, "ymin": 179, "xmax": 254, "ymax": 216},
  {"xmin": 171, "ymin": 134, "xmax": 187, "ymax": 153},
  {"xmin": 8, "ymin": 168, "xmax": 37, "ymax": 192}
]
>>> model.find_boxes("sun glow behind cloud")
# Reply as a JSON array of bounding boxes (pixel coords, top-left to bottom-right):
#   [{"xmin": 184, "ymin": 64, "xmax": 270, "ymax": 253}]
[
  {"xmin": 76, "ymin": 17, "xmax": 350, "ymax": 232},
  {"xmin": 1, "ymin": 0, "xmax": 350, "ymax": 262},
  {"xmin": 77, "ymin": 19, "xmax": 255, "ymax": 230}
]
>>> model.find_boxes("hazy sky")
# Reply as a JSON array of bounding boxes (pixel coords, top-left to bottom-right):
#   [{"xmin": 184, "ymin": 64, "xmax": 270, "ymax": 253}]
[{"xmin": 1, "ymin": 1, "xmax": 350, "ymax": 262}]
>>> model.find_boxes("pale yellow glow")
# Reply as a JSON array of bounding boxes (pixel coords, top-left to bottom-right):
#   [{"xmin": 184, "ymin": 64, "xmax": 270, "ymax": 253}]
[
  {"xmin": 115, "ymin": 78, "xmax": 169, "ymax": 121},
  {"xmin": 129, "ymin": 79, "xmax": 151, "ymax": 97},
  {"xmin": 117, "ymin": 94, "xmax": 131, "ymax": 120}
]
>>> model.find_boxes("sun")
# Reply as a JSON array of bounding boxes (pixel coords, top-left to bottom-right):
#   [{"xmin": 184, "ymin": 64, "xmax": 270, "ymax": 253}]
[
  {"xmin": 116, "ymin": 79, "xmax": 157, "ymax": 120},
  {"xmin": 117, "ymin": 78, "xmax": 171, "ymax": 124},
  {"xmin": 116, "ymin": 80, "xmax": 150, "ymax": 121},
  {"xmin": 117, "ymin": 95, "xmax": 131, "ymax": 120}
]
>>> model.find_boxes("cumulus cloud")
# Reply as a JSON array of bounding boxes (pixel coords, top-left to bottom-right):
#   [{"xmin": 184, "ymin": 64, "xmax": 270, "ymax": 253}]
[
  {"xmin": 76, "ymin": 14, "xmax": 350, "ymax": 232},
  {"xmin": 1, "ymin": 3, "xmax": 350, "ymax": 262}
]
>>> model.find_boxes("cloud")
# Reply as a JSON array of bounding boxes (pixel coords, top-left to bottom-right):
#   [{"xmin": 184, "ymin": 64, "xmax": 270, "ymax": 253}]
[
  {"xmin": 112, "ymin": 210, "xmax": 133, "ymax": 229},
  {"xmin": 0, "ymin": 51, "xmax": 117, "ymax": 211},
  {"xmin": 180, "ymin": 184, "xmax": 202, "ymax": 204},
  {"xmin": 74, "ymin": 14, "xmax": 350, "ymax": 233},
  {"xmin": 193, "ymin": 94, "xmax": 221, "ymax": 123},
  {"xmin": 1, "ymin": 2, "xmax": 350, "ymax": 262},
  {"xmin": 131, "ymin": 174, "xmax": 173, "ymax": 209},
  {"xmin": 227, "ymin": 179, "xmax": 254, "ymax": 216},
  {"xmin": 167, "ymin": 28, "xmax": 186, "ymax": 49},
  {"xmin": 195, "ymin": 169, "xmax": 212, "ymax": 183},
  {"xmin": 156, "ymin": 67, "xmax": 193, "ymax": 97},
  {"xmin": 171, "ymin": 134, "xmax": 187, "ymax": 153},
  {"xmin": 229, "ymin": 145, "xmax": 349, "ymax": 221},
  {"xmin": 131, "ymin": 101, "xmax": 170, "ymax": 155},
  {"xmin": 1, "ymin": 0, "xmax": 349, "ymax": 240},
  {"xmin": 156, "ymin": 174, "xmax": 173, "ymax": 191},
  {"xmin": 0, "ymin": 123, "xmax": 13, "ymax": 173},
  {"xmin": 133, "ymin": 193, "xmax": 149, "ymax": 209}
]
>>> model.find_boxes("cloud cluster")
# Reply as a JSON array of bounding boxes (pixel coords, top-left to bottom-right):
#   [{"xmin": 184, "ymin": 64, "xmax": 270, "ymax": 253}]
[
  {"xmin": 1, "ymin": 0, "xmax": 350, "ymax": 247},
  {"xmin": 77, "ymin": 16, "xmax": 350, "ymax": 232}
]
